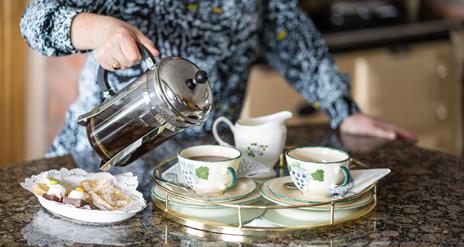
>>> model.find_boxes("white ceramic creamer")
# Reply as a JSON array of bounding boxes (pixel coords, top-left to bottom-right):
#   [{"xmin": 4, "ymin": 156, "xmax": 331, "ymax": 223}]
[{"xmin": 212, "ymin": 111, "xmax": 292, "ymax": 178}]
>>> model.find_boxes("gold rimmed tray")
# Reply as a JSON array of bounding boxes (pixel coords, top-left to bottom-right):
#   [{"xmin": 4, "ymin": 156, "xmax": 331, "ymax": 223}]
[{"xmin": 151, "ymin": 156, "xmax": 377, "ymax": 236}]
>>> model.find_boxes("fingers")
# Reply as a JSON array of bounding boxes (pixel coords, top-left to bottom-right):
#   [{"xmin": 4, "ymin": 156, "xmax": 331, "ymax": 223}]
[
  {"xmin": 349, "ymin": 119, "xmax": 397, "ymax": 140},
  {"xmin": 134, "ymin": 31, "xmax": 159, "ymax": 56},
  {"xmin": 374, "ymin": 121, "xmax": 418, "ymax": 142},
  {"xmin": 392, "ymin": 126, "xmax": 417, "ymax": 142},
  {"xmin": 340, "ymin": 113, "xmax": 417, "ymax": 142},
  {"xmin": 94, "ymin": 48, "xmax": 118, "ymax": 71},
  {"xmin": 120, "ymin": 35, "xmax": 142, "ymax": 67},
  {"xmin": 94, "ymin": 29, "xmax": 133, "ymax": 70},
  {"xmin": 95, "ymin": 48, "xmax": 130, "ymax": 71},
  {"xmin": 94, "ymin": 26, "xmax": 158, "ymax": 71},
  {"xmin": 370, "ymin": 125, "xmax": 397, "ymax": 140},
  {"xmin": 397, "ymin": 130, "xmax": 418, "ymax": 142}
]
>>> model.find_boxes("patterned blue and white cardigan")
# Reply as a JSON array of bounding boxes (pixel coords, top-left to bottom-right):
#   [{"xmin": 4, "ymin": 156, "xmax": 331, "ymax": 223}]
[{"xmin": 20, "ymin": 0, "xmax": 360, "ymax": 157}]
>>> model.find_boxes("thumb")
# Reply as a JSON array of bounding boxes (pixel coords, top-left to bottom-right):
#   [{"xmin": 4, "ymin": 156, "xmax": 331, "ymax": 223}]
[{"xmin": 134, "ymin": 32, "xmax": 159, "ymax": 57}]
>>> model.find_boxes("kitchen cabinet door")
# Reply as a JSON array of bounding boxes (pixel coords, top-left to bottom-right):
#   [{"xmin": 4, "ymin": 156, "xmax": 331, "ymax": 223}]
[{"xmin": 349, "ymin": 40, "xmax": 462, "ymax": 155}]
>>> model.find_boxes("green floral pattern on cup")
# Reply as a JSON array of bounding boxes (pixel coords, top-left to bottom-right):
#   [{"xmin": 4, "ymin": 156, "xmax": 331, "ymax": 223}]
[
  {"xmin": 246, "ymin": 142, "xmax": 268, "ymax": 157},
  {"xmin": 311, "ymin": 169, "xmax": 324, "ymax": 182},
  {"xmin": 195, "ymin": 166, "xmax": 209, "ymax": 180}
]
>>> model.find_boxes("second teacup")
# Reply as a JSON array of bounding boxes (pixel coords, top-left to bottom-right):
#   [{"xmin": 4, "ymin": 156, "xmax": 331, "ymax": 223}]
[
  {"xmin": 178, "ymin": 145, "xmax": 241, "ymax": 195},
  {"xmin": 286, "ymin": 146, "xmax": 351, "ymax": 199}
]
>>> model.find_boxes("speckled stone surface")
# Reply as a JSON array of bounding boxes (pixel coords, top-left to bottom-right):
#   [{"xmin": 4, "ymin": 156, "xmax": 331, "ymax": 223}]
[{"xmin": 1, "ymin": 125, "xmax": 463, "ymax": 246}]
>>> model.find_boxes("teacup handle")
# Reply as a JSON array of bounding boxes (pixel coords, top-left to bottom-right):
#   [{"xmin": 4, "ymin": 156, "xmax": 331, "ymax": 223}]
[
  {"xmin": 212, "ymin": 117, "xmax": 234, "ymax": 147},
  {"xmin": 336, "ymin": 166, "xmax": 351, "ymax": 187},
  {"xmin": 224, "ymin": 167, "xmax": 237, "ymax": 190}
]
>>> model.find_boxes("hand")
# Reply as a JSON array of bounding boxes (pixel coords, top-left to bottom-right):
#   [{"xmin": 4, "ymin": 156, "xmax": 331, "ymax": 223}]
[
  {"xmin": 340, "ymin": 113, "xmax": 417, "ymax": 142},
  {"xmin": 71, "ymin": 13, "xmax": 159, "ymax": 71}
]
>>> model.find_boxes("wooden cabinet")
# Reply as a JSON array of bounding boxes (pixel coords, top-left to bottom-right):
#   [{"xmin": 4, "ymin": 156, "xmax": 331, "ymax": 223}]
[
  {"xmin": 0, "ymin": 0, "xmax": 27, "ymax": 165},
  {"xmin": 346, "ymin": 40, "xmax": 462, "ymax": 155},
  {"xmin": 242, "ymin": 38, "xmax": 463, "ymax": 155}
]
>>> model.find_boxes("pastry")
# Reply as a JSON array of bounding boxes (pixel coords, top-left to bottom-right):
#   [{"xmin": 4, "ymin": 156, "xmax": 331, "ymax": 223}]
[
  {"xmin": 63, "ymin": 187, "xmax": 89, "ymax": 208},
  {"xmin": 43, "ymin": 179, "xmax": 66, "ymax": 202},
  {"xmin": 31, "ymin": 183, "xmax": 49, "ymax": 196},
  {"xmin": 81, "ymin": 179, "xmax": 132, "ymax": 211},
  {"xmin": 80, "ymin": 179, "xmax": 97, "ymax": 192}
]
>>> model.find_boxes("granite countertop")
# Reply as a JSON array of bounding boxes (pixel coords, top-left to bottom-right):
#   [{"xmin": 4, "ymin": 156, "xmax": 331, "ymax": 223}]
[{"xmin": 1, "ymin": 125, "xmax": 462, "ymax": 246}]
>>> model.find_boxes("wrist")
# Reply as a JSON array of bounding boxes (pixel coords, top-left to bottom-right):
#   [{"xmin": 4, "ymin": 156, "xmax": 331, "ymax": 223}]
[
  {"xmin": 323, "ymin": 95, "xmax": 361, "ymax": 129},
  {"xmin": 71, "ymin": 12, "xmax": 108, "ymax": 50}
]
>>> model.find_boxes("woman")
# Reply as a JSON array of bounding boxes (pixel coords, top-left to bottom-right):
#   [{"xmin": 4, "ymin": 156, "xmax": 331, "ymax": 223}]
[{"xmin": 20, "ymin": 0, "xmax": 416, "ymax": 157}]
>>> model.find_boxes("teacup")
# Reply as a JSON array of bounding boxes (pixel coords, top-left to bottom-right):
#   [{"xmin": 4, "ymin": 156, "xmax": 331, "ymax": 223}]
[
  {"xmin": 178, "ymin": 145, "xmax": 241, "ymax": 195},
  {"xmin": 285, "ymin": 146, "xmax": 351, "ymax": 199}
]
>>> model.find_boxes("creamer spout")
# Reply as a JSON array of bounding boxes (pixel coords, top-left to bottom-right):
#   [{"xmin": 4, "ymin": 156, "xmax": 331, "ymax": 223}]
[{"xmin": 271, "ymin": 111, "xmax": 293, "ymax": 124}]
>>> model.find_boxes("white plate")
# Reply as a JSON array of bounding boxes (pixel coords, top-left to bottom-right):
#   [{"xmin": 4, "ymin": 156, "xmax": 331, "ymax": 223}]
[
  {"xmin": 152, "ymin": 186, "xmax": 265, "ymax": 224},
  {"xmin": 161, "ymin": 202, "xmax": 265, "ymax": 225},
  {"xmin": 36, "ymin": 196, "xmax": 139, "ymax": 223},
  {"xmin": 21, "ymin": 168, "xmax": 146, "ymax": 224},
  {"xmin": 261, "ymin": 178, "xmax": 374, "ymax": 211},
  {"xmin": 262, "ymin": 201, "xmax": 375, "ymax": 227}
]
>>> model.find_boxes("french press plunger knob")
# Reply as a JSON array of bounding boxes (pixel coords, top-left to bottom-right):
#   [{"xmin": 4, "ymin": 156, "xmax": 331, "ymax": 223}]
[{"xmin": 186, "ymin": 70, "xmax": 208, "ymax": 90}]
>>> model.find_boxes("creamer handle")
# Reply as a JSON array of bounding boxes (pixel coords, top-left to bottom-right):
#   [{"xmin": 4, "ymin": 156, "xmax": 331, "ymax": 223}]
[{"xmin": 212, "ymin": 117, "xmax": 234, "ymax": 147}]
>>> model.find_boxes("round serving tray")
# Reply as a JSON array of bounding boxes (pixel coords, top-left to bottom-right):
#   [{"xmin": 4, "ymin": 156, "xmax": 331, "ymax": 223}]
[{"xmin": 151, "ymin": 156, "xmax": 377, "ymax": 236}]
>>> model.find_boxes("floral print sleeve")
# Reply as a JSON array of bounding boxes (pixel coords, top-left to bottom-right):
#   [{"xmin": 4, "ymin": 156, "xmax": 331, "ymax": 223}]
[
  {"xmin": 19, "ymin": 0, "xmax": 125, "ymax": 56},
  {"xmin": 261, "ymin": 0, "xmax": 360, "ymax": 128}
]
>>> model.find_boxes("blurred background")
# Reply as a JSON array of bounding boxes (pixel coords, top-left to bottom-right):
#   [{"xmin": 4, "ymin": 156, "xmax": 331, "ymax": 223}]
[{"xmin": 1, "ymin": 0, "xmax": 463, "ymax": 166}]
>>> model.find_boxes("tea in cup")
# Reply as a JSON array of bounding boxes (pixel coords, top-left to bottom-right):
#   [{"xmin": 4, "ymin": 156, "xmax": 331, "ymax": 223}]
[
  {"xmin": 178, "ymin": 145, "xmax": 241, "ymax": 194},
  {"xmin": 286, "ymin": 146, "xmax": 351, "ymax": 199}
]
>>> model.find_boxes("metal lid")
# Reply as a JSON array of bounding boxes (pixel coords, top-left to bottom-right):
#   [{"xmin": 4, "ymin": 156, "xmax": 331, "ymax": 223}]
[{"xmin": 155, "ymin": 57, "xmax": 212, "ymax": 124}]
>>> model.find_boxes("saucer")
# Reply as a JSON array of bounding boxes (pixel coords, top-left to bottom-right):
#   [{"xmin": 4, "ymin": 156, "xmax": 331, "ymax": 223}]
[
  {"xmin": 260, "ymin": 178, "xmax": 374, "ymax": 211},
  {"xmin": 270, "ymin": 176, "xmax": 342, "ymax": 203},
  {"xmin": 158, "ymin": 178, "xmax": 257, "ymax": 203},
  {"xmin": 245, "ymin": 170, "xmax": 277, "ymax": 179},
  {"xmin": 152, "ymin": 183, "xmax": 261, "ymax": 209}
]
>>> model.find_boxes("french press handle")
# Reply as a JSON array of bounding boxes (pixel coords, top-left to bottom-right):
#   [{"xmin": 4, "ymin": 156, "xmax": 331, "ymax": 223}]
[{"xmin": 97, "ymin": 43, "xmax": 157, "ymax": 100}]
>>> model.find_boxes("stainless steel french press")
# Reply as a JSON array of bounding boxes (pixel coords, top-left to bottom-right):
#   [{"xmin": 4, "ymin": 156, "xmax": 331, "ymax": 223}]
[{"xmin": 77, "ymin": 44, "xmax": 212, "ymax": 171}]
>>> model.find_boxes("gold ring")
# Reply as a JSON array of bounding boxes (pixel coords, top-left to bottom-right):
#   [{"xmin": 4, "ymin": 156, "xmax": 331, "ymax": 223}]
[{"xmin": 111, "ymin": 61, "xmax": 121, "ymax": 70}]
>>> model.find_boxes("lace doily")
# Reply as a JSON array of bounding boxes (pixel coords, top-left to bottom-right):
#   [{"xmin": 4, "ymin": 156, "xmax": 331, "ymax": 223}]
[{"xmin": 20, "ymin": 168, "xmax": 146, "ymax": 213}]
